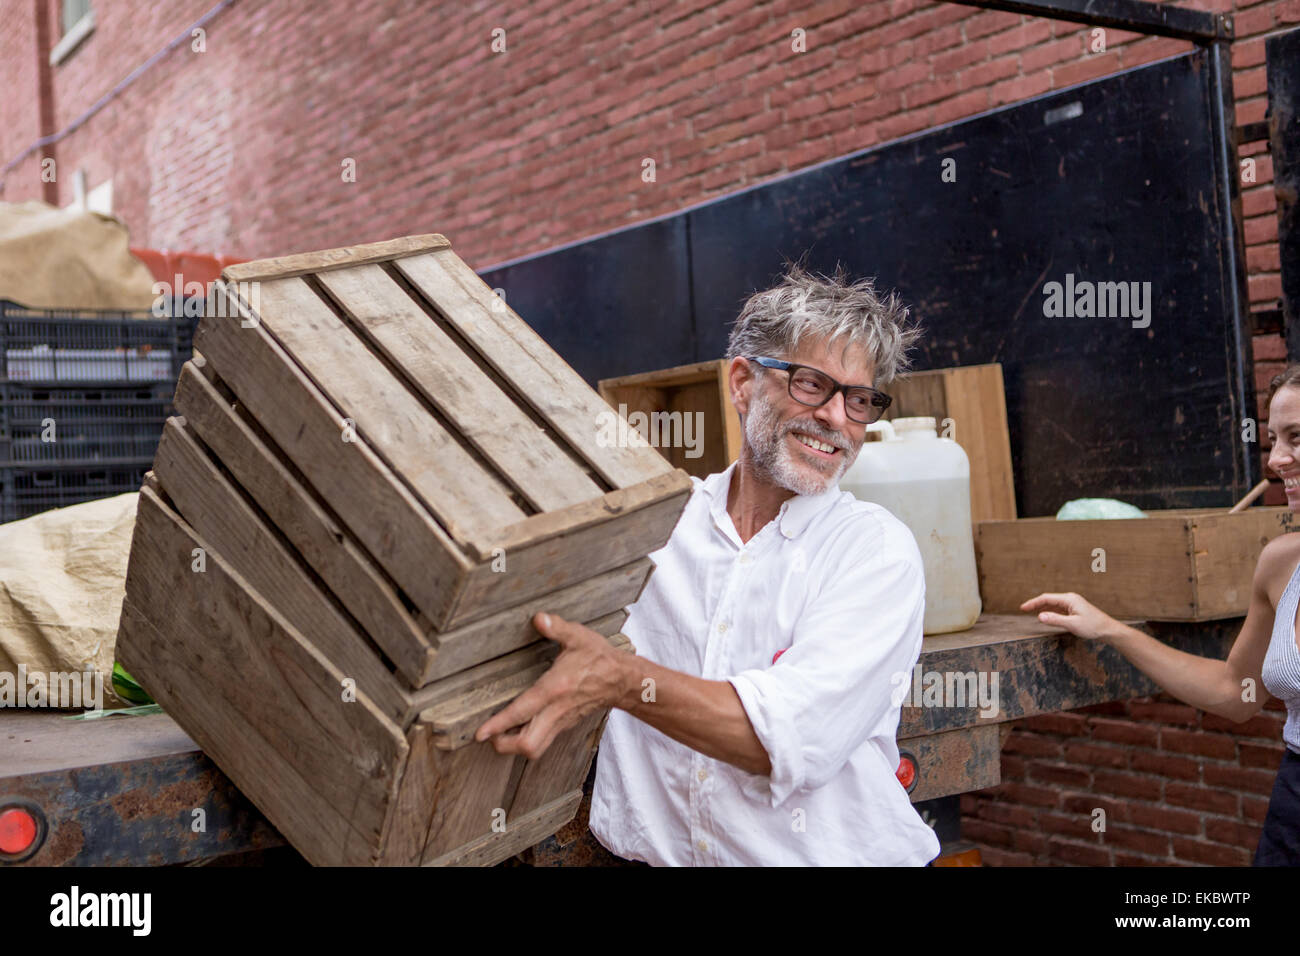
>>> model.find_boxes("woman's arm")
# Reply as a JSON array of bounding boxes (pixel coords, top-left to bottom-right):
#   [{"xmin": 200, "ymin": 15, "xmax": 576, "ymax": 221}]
[{"xmin": 1021, "ymin": 538, "xmax": 1291, "ymax": 722}]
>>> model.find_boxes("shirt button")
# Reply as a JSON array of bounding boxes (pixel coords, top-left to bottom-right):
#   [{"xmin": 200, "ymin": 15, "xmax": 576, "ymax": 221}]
[
  {"xmin": 717, "ymin": 622, "xmax": 728, "ymax": 634},
  {"xmin": 697, "ymin": 840, "xmax": 708, "ymax": 852},
  {"xmin": 698, "ymin": 769, "xmax": 707, "ymax": 782},
  {"xmin": 739, "ymin": 552, "xmax": 751, "ymax": 564}
]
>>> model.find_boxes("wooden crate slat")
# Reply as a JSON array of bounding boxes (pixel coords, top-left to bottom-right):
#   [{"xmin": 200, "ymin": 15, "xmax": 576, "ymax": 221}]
[
  {"xmin": 247, "ymin": 275, "xmax": 525, "ymax": 541},
  {"xmin": 419, "ymin": 741, "xmax": 522, "ymax": 863},
  {"xmin": 315, "ymin": 264, "xmax": 603, "ymax": 513},
  {"xmin": 196, "ymin": 284, "xmax": 472, "ymax": 626},
  {"xmin": 417, "ymin": 558, "xmax": 648, "ymax": 683},
  {"xmin": 424, "ymin": 791, "xmax": 583, "ymax": 867},
  {"xmin": 151, "ymin": 417, "xmax": 414, "ymax": 723},
  {"xmin": 394, "ymin": 250, "xmax": 675, "ymax": 488},
  {"xmin": 448, "ymin": 472, "xmax": 689, "ymax": 628},
  {"xmin": 509, "ymin": 710, "xmax": 609, "ymax": 819},
  {"xmin": 118, "ymin": 488, "xmax": 409, "ymax": 865},
  {"xmin": 173, "ymin": 361, "xmax": 436, "ymax": 688},
  {"xmin": 222, "ymin": 233, "xmax": 451, "ymax": 283}
]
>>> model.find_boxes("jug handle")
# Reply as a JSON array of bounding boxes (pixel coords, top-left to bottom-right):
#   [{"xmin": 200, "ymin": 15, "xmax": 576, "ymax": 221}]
[{"xmin": 866, "ymin": 420, "xmax": 896, "ymax": 441}]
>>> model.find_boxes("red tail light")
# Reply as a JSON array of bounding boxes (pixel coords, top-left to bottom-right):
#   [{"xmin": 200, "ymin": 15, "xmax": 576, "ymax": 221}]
[{"xmin": 0, "ymin": 800, "xmax": 46, "ymax": 863}]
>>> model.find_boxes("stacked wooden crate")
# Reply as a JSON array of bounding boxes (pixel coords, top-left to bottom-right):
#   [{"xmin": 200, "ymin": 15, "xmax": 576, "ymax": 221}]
[{"xmin": 116, "ymin": 235, "xmax": 692, "ymax": 866}]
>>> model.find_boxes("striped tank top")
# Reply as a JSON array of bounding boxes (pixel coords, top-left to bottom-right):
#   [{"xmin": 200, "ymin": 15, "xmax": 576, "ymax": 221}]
[{"xmin": 1264, "ymin": 556, "xmax": 1300, "ymax": 755}]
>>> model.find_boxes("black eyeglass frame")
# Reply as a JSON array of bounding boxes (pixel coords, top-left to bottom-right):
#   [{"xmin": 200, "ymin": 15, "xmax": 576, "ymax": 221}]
[{"xmin": 746, "ymin": 356, "xmax": 893, "ymax": 424}]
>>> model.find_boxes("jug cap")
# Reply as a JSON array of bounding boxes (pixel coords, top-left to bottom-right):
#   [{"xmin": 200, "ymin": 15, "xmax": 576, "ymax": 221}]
[{"xmin": 892, "ymin": 416, "xmax": 938, "ymax": 435}]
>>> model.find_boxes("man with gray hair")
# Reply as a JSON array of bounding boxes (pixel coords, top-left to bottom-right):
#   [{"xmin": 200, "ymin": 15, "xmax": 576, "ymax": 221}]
[{"xmin": 476, "ymin": 262, "xmax": 940, "ymax": 866}]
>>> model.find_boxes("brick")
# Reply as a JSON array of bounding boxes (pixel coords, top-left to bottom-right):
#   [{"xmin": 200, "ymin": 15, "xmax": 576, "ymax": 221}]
[
  {"xmin": 963, "ymin": 818, "xmax": 1013, "ymax": 847},
  {"xmin": 1232, "ymin": 738, "xmax": 1284, "ymax": 770},
  {"xmin": 1244, "ymin": 215, "xmax": 1279, "ymax": 245},
  {"xmin": 1104, "ymin": 825, "xmax": 1172, "ymax": 857},
  {"xmin": 977, "ymin": 801, "xmax": 1039, "ymax": 828},
  {"xmin": 1200, "ymin": 710, "xmax": 1284, "ymax": 738},
  {"xmin": 1020, "ymin": 712, "xmax": 1089, "ymax": 736},
  {"xmin": 1166, "ymin": 781, "xmax": 1240, "ymax": 815},
  {"xmin": 1242, "ymin": 794, "xmax": 1271, "ymax": 824},
  {"xmin": 1093, "ymin": 770, "xmax": 1164, "ymax": 800},
  {"xmin": 1021, "ymin": 37, "xmax": 1082, "ymax": 73},
  {"xmin": 1126, "ymin": 803, "xmax": 1203, "ymax": 835},
  {"xmin": 1236, "ymin": 66, "xmax": 1268, "ymax": 98},
  {"xmin": 1090, "ymin": 718, "xmax": 1159, "ymax": 747},
  {"xmin": 979, "ymin": 846, "xmax": 1036, "ymax": 866},
  {"xmin": 1054, "ymin": 51, "xmax": 1124, "ymax": 89},
  {"xmin": 1038, "ymin": 809, "xmax": 1097, "ymax": 839},
  {"xmin": 990, "ymin": 70, "xmax": 1053, "ymax": 106},
  {"xmin": 1203, "ymin": 763, "xmax": 1281, "ymax": 796},
  {"xmin": 1249, "ymin": 335, "xmax": 1287, "ymax": 364},
  {"xmin": 1133, "ymin": 751, "xmax": 1202, "ymax": 781},
  {"xmin": 965, "ymin": 9, "xmax": 1021, "ymax": 40},
  {"xmin": 1064, "ymin": 742, "xmax": 1131, "ymax": 770},
  {"xmin": 1204, "ymin": 817, "xmax": 1264, "ymax": 849},
  {"xmin": 1250, "ymin": 274, "xmax": 1283, "ymax": 304},
  {"xmin": 1002, "ymin": 732, "xmax": 1064, "ymax": 757},
  {"xmin": 1234, "ymin": 4, "xmax": 1276, "ymax": 36},
  {"xmin": 1160, "ymin": 729, "xmax": 1238, "ymax": 760},
  {"xmin": 958, "ymin": 55, "xmax": 1018, "ymax": 92},
  {"xmin": 906, "ymin": 75, "xmax": 960, "ymax": 108},
  {"xmin": 1010, "ymin": 828, "xmax": 1049, "ymax": 854},
  {"xmin": 933, "ymin": 89, "xmax": 989, "ymax": 125},
  {"xmin": 986, "ymin": 19, "xmax": 1053, "ymax": 57},
  {"xmin": 933, "ymin": 39, "xmax": 988, "ymax": 75},
  {"xmin": 876, "ymin": 61, "xmax": 930, "ymax": 92},
  {"xmin": 1171, "ymin": 836, "xmax": 1251, "ymax": 867},
  {"xmin": 1029, "ymin": 760, "xmax": 1093, "ymax": 788},
  {"xmin": 1129, "ymin": 700, "xmax": 1199, "ymax": 725},
  {"xmin": 997, "ymin": 780, "xmax": 1064, "ymax": 808},
  {"xmin": 1049, "ymin": 837, "xmax": 1111, "ymax": 866}
]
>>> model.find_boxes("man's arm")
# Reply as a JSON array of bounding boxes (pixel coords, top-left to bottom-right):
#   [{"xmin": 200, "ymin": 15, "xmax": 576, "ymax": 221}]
[{"xmin": 473, "ymin": 612, "xmax": 772, "ymax": 775}]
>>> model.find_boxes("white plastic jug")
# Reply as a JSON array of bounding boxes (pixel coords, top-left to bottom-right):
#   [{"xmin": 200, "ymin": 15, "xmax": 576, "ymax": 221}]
[{"xmin": 840, "ymin": 417, "xmax": 982, "ymax": 635}]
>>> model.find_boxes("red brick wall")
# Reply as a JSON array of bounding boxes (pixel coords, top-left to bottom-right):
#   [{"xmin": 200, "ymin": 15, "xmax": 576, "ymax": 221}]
[
  {"xmin": 1, "ymin": 0, "xmax": 1297, "ymax": 865},
  {"xmin": 965, "ymin": 695, "xmax": 1291, "ymax": 865}
]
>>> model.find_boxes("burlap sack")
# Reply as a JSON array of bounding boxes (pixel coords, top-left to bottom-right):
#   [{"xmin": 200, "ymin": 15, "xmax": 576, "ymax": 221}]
[
  {"xmin": 0, "ymin": 200, "xmax": 157, "ymax": 310},
  {"xmin": 0, "ymin": 492, "xmax": 139, "ymax": 709}
]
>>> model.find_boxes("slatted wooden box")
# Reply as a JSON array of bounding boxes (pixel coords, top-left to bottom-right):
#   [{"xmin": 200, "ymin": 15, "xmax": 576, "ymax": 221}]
[
  {"xmin": 977, "ymin": 507, "xmax": 1297, "ymax": 620},
  {"xmin": 116, "ymin": 235, "xmax": 692, "ymax": 866}
]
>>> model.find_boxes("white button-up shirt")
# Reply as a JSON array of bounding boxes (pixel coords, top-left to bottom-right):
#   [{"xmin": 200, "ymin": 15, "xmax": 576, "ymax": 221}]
[{"xmin": 590, "ymin": 461, "xmax": 941, "ymax": 866}]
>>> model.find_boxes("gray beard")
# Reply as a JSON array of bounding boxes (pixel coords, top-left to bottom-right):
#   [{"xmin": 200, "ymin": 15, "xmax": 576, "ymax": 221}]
[{"xmin": 743, "ymin": 388, "xmax": 860, "ymax": 496}]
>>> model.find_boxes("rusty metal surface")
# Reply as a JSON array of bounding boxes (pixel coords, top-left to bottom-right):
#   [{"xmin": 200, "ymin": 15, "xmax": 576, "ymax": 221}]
[
  {"xmin": 899, "ymin": 617, "xmax": 1238, "ymax": 738},
  {"xmin": 1, "ymin": 711, "xmax": 283, "ymax": 866},
  {"xmin": 901, "ymin": 724, "xmax": 1002, "ymax": 803}
]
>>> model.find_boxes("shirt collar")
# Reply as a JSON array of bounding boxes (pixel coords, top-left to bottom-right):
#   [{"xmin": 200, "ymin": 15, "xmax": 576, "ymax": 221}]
[{"xmin": 702, "ymin": 460, "xmax": 843, "ymax": 542}]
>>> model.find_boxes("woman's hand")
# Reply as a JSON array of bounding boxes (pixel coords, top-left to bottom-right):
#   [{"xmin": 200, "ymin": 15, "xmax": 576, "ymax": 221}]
[{"xmin": 1020, "ymin": 592, "xmax": 1122, "ymax": 642}]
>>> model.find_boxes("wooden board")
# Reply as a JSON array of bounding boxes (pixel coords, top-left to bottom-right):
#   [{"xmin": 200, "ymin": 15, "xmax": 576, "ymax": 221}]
[
  {"xmin": 222, "ymin": 233, "xmax": 451, "ymax": 283},
  {"xmin": 117, "ymin": 488, "xmax": 408, "ymax": 865},
  {"xmin": 196, "ymin": 283, "xmax": 472, "ymax": 627},
  {"xmin": 394, "ymin": 250, "xmax": 675, "ymax": 489},
  {"xmin": 976, "ymin": 507, "xmax": 1297, "ymax": 620},
  {"xmin": 315, "ymin": 264, "xmax": 603, "ymax": 512},
  {"xmin": 884, "ymin": 364, "xmax": 1016, "ymax": 524},
  {"xmin": 173, "ymin": 361, "xmax": 436, "ymax": 688},
  {"xmin": 150, "ymin": 416, "xmax": 414, "ymax": 724}
]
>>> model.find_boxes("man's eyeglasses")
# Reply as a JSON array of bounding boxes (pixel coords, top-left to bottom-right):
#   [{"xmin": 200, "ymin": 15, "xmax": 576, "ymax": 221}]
[{"xmin": 747, "ymin": 356, "xmax": 892, "ymax": 425}]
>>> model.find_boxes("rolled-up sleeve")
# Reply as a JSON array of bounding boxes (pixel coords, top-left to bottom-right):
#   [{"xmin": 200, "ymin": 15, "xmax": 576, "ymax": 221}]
[{"xmin": 727, "ymin": 521, "xmax": 926, "ymax": 807}]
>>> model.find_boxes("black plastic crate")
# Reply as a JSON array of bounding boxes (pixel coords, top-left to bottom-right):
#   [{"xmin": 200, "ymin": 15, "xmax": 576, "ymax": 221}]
[
  {"xmin": 1, "ymin": 463, "xmax": 149, "ymax": 524},
  {"xmin": 0, "ymin": 382, "xmax": 173, "ymax": 466},
  {"xmin": 0, "ymin": 299, "xmax": 193, "ymax": 384}
]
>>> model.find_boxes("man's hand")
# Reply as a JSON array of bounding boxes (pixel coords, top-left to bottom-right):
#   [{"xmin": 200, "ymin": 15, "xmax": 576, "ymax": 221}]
[{"xmin": 473, "ymin": 612, "xmax": 630, "ymax": 759}]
